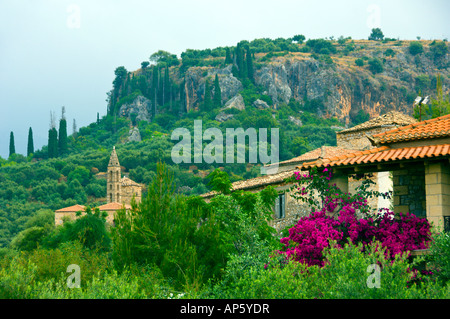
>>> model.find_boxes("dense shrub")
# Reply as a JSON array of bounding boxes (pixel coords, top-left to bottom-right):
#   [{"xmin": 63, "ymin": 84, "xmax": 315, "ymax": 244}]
[{"xmin": 206, "ymin": 241, "xmax": 449, "ymax": 299}]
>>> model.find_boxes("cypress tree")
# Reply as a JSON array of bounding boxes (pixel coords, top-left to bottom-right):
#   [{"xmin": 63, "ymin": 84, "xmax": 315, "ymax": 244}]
[
  {"xmin": 48, "ymin": 127, "xmax": 58, "ymax": 158},
  {"xmin": 164, "ymin": 66, "xmax": 170, "ymax": 106},
  {"xmin": 246, "ymin": 46, "xmax": 254, "ymax": 83},
  {"xmin": 225, "ymin": 47, "xmax": 232, "ymax": 64},
  {"xmin": 235, "ymin": 45, "xmax": 244, "ymax": 79},
  {"xmin": 9, "ymin": 131, "xmax": 15, "ymax": 157},
  {"xmin": 48, "ymin": 112, "xmax": 58, "ymax": 158},
  {"xmin": 27, "ymin": 127, "xmax": 34, "ymax": 156},
  {"xmin": 58, "ymin": 107, "xmax": 68, "ymax": 155},
  {"xmin": 151, "ymin": 66, "xmax": 159, "ymax": 117},
  {"xmin": 204, "ymin": 79, "xmax": 212, "ymax": 111},
  {"xmin": 213, "ymin": 74, "xmax": 222, "ymax": 108}
]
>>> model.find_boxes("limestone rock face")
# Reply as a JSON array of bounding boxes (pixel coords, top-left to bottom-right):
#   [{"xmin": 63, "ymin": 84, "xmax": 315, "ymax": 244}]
[
  {"xmin": 253, "ymin": 99, "xmax": 270, "ymax": 109},
  {"xmin": 215, "ymin": 112, "xmax": 234, "ymax": 122},
  {"xmin": 119, "ymin": 95, "xmax": 152, "ymax": 122},
  {"xmin": 223, "ymin": 94, "xmax": 245, "ymax": 111},
  {"xmin": 184, "ymin": 65, "xmax": 243, "ymax": 111},
  {"xmin": 257, "ymin": 64, "xmax": 292, "ymax": 107},
  {"xmin": 288, "ymin": 115, "xmax": 302, "ymax": 126},
  {"xmin": 127, "ymin": 127, "xmax": 142, "ymax": 143}
]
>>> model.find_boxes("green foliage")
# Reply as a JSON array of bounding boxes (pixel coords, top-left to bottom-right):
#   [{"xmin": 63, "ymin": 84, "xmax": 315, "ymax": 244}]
[
  {"xmin": 292, "ymin": 34, "xmax": 305, "ymax": 44},
  {"xmin": 430, "ymin": 41, "xmax": 448, "ymax": 61},
  {"xmin": 58, "ymin": 118, "xmax": 68, "ymax": 156},
  {"xmin": 409, "ymin": 41, "xmax": 424, "ymax": 55},
  {"xmin": 368, "ymin": 28, "xmax": 384, "ymax": 41},
  {"xmin": 207, "ymin": 168, "xmax": 232, "ymax": 195},
  {"xmin": 351, "ymin": 109, "xmax": 370, "ymax": 125},
  {"xmin": 306, "ymin": 39, "xmax": 337, "ymax": 54},
  {"xmin": 413, "ymin": 74, "xmax": 450, "ymax": 120},
  {"xmin": 45, "ymin": 207, "xmax": 111, "ymax": 251},
  {"xmin": 384, "ymin": 48, "xmax": 396, "ymax": 57},
  {"xmin": 426, "ymin": 232, "xmax": 450, "ymax": 285},
  {"xmin": 355, "ymin": 58, "xmax": 364, "ymax": 67},
  {"xmin": 368, "ymin": 58, "xmax": 384, "ymax": 74},
  {"xmin": 9, "ymin": 131, "xmax": 15, "ymax": 158},
  {"xmin": 48, "ymin": 127, "xmax": 58, "ymax": 159},
  {"xmin": 213, "ymin": 74, "xmax": 222, "ymax": 108},
  {"xmin": 206, "ymin": 241, "xmax": 449, "ymax": 299},
  {"xmin": 111, "ymin": 163, "xmax": 216, "ymax": 289},
  {"xmin": 27, "ymin": 127, "xmax": 34, "ymax": 157}
]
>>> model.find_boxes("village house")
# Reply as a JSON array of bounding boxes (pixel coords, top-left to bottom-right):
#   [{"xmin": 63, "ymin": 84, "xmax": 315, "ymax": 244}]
[{"xmin": 299, "ymin": 113, "xmax": 450, "ymax": 232}]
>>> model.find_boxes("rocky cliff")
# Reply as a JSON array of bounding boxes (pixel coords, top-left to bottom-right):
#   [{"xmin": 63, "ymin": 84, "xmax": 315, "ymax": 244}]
[{"xmin": 115, "ymin": 39, "xmax": 449, "ymax": 127}]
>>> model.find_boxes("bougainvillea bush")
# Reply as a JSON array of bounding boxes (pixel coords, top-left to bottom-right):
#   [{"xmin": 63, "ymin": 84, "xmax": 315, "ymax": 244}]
[{"xmin": 280, "ymin": 167, "xmax": 432, "ymax": 267}]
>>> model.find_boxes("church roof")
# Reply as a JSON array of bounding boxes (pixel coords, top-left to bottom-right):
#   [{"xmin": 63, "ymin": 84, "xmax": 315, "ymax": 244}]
[
  {"xmin": 108, "ymin": 146, "xmax": 120, "ymax": 167},
  {"xmin": 121, "ymin": 176, "xmax": 142, "ymax": 187}
]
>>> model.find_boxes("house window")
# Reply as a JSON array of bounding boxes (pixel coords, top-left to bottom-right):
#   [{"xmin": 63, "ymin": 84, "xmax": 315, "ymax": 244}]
[{"xmin": 275, "ymin": 193, "xmax": 286, "ymax": 219}]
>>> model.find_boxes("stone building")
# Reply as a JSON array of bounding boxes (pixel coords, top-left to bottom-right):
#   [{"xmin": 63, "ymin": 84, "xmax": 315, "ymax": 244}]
[{"xmin": 54, "ymin": 204, "xmax": 86, "ymax": 226}]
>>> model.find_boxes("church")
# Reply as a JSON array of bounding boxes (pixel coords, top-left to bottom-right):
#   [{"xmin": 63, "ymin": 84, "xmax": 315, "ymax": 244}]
[
  {"xmin": 106, "ymin": 146, "xmax": 143, "ymax": 205},
  {"xmin": 54, "ymin": 147, "xmax": 143, "ymax": 225}
]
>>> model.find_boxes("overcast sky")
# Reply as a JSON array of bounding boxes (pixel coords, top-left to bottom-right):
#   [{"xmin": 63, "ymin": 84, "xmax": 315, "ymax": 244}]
[{"xmin": 1, "ymin": 0, "xmax": 449, "ymax": 159}]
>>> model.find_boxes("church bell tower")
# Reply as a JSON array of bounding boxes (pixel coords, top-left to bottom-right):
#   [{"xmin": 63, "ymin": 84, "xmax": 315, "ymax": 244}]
[{"xmin": 107, "ymin": 146, "xmax": 121, "ymax": 203}]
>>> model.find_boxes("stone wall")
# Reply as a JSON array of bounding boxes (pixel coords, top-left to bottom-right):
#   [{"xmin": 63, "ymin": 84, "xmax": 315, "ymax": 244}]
[
  {"xmin": 336, "ymin": 126, "xmax": 395, "ymax": 150},
  {"xmin": 269, "ymin": 185, "xmax": 313, "ymax": 233},
  {"xmin": 393, "ymin": 165, "xmax": 426, "ymax": 217},
  {"xmin": 425, "ymin": 161, "xmax": 450, "ymax": 229},
  {"xmin": 55, "ymin": 212, "xmax": 84, "ymax": 226},
  {"xmin": 121, "ymin": 185, "xmax": 142, "ymax": 206}
]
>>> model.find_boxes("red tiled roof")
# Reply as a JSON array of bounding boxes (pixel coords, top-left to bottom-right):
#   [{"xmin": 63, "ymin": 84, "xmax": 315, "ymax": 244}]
[
  {"xmin": 372, "ymin": 114, "xmax": 450, "ymax": 144},
  {"xmin": 300, "ymin": 144, "xmax": 450, "ymax": 169},
  {"xmin": 98, "ymin": 202, "xmax": 132, "ymax": 211},
  {"xmin": 299, "ymin": 114, "xmax": 450, "ymax": 170},
  {"xmin": 55, "ymin": 204, "xmax": 86, "ymax": 213}
]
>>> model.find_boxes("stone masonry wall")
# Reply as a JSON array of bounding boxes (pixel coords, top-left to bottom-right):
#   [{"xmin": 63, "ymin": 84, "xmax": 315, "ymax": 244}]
[{"xmin": 393, "ymin": 165, "xmax": 426, "ymax": 217}]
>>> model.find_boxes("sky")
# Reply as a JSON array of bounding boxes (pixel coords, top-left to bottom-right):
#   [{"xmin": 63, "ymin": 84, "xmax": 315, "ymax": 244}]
[{"xmin": 0, "ymin": 0, "xmax": 449, "ymax": 159}]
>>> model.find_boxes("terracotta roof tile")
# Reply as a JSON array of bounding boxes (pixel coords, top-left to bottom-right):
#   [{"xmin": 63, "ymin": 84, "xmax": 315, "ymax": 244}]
[
  {"xmin": 300, "ymin": 144, "xmax": 450, "ymax": 169},
  {"xmin": 98, "ymin": 202, "xmax": 132, "ymax": 211},
  {"xmin": 55, "ymin": 204, "xmax": 86, "ymax": 213},
  {"xmin": 372, "ymin": 114, "xmax": 450, "ymax": 144}
]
